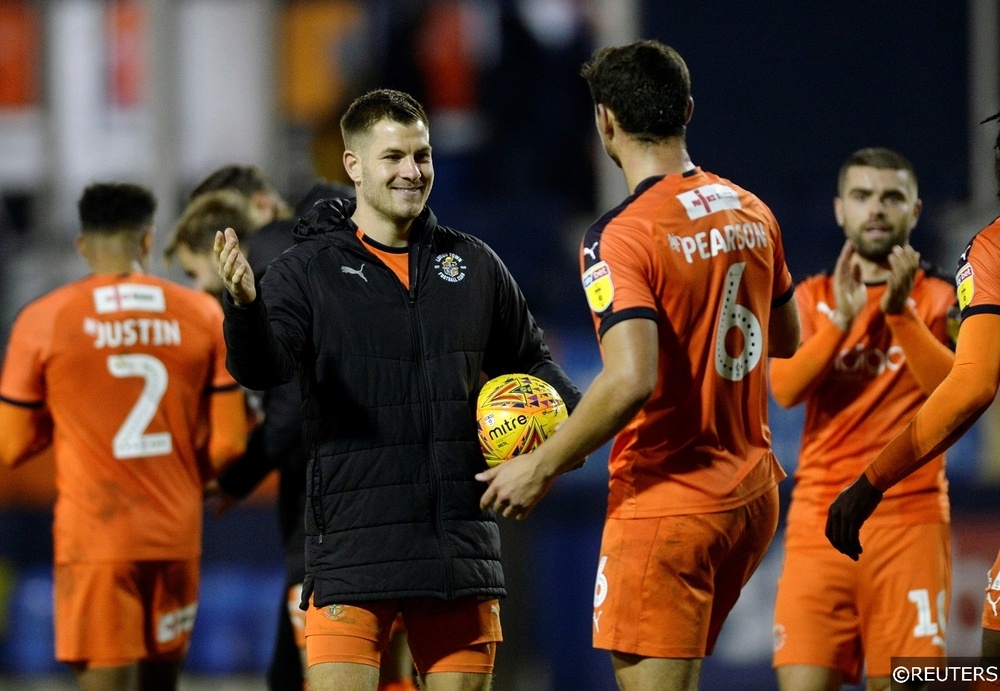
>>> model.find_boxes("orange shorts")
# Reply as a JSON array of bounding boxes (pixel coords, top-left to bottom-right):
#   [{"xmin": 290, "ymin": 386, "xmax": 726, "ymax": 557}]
[
  {"xmin": 54, "ymin": 560, "xmax": 199, "ymax": 667},
  {"xmin": 773, "ymin": 520, "xmax": 950, "ymax": 683},
  {"xmin": 982, "ymin": 550, "xmax": 1000, "ymax": 632},
  {"xmin": 305, "ymin": 596, "xmax": 500, "ymax": 675},
  {"xmin": 290, "ymin": 584, "xmax": 408, "ymax": 651},
  {"xmin": 288, "ymin": 584, "xmax": 307, "ymax": 649},
  {"xmin": 592, "ymin": 486, "xmax": 779, "ymax": 658}
]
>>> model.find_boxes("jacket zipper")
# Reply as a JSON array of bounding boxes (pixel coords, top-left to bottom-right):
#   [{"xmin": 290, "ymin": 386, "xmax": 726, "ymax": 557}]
[{"xmin": 408, "ymin": 243, "xmax": 453, "ymax": 597}]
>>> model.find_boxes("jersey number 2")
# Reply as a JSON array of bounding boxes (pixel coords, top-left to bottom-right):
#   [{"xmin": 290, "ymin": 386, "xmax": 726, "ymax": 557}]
[
  {"xmin": 107, "ymin": 354, "xmax": 173, "ymax": 459},
  {"xmin": 715, "ymin": 261, "xmax": 763, "ymax": 382}
]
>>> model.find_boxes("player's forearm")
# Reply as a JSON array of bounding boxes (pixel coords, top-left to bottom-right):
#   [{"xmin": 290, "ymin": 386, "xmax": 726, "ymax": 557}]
[
  {"xmin": 222, "ymin": 292, "xmax": 298, "ymax": 390},
  {"xmin": 885, "ymin": 305, "xmax": 954, "ymax": 395},
  {"xmin": 769, "ymin": 318, "xmax": 846, "ymax": 407},
  {"xmin": 206, "ymin": 389, "xmax": 249, "ymax": 476},
  {"xmin": 865, "ymin": 315, "xmax": 1000, "ymax": 490},
  {"xmin": 536, "ymin": 366, "xmax": 650, "ymax": 480},
  {"xmin": 0, "ymin": 402, "xmax": 52, "ymax": 468}
]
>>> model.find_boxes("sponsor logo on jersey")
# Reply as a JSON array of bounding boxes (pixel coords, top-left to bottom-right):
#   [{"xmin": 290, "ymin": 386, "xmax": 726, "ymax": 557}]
[
  {"xmin": 834, "ymin": 342, "xmax": 905, "ymax": 376},
  {"xmin": 956, "ymin": 262, "xmax": 975, "ymax": 310},
  {"xmin": 93, "ymin": 284, "xmax": 166, "ymax": 314},
  {"xmin": 435, "ymin": 253, "xmax": 467, "ymax": 282},
  {"xmin": 677, "ymin": 183, "xmax": 742, "ymax": 220},
  {"xmin": 582, "ymin": 261, "xmax": 614, "ymax": 313}
]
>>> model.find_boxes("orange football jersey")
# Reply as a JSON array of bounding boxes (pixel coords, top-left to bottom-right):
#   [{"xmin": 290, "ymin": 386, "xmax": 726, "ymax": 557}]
[
  {"xmin": 0, "ymin": 273, "xmax": 241, "ymax": 563},
  {"xmin": 781, "ymin": 271, "xmax": 955, "ymax": 529},
  {"xmin": 865, "ymin": 218, "xmax": 1000, "ymax": 489},
  {"xmin": 957, "ymin": 217, "xmax": 1000, "ymax": 316},
  {"xmin": 581, "ymin": 168, "xmax": 794, "ymax": 518}
]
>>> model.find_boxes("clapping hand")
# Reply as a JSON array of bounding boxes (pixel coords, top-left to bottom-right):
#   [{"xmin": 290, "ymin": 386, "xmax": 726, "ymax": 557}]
[
  {"xmin": 831, "ymin": 241, "xmax": 867, "ymax": 331},
  {"xmin": 881, "ymin": 244, "xmax": 920, "ymax": 314}
]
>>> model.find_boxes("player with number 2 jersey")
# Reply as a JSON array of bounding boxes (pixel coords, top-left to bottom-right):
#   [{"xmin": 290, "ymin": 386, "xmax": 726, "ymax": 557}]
[{"xmin": 0, "ymin": 183, "xmax": 246, "ymax": 687}]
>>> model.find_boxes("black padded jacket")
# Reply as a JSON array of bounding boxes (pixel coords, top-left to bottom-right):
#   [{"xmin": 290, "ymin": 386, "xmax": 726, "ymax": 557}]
[{"xmin": 222, "ymin": 198, "xmax": 581, "ymax": 607}]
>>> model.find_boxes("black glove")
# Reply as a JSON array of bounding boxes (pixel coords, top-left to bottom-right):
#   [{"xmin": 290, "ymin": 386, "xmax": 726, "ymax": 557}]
[{"xmin": 825, "ymin": 473, "xmax": 884, "ymax": 561}]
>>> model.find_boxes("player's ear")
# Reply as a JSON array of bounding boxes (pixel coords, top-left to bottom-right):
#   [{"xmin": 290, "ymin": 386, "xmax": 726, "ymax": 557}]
[
  {"xmin": 833, "ymin": 197, "xmax": 846, "ymax": 228},
  {"xmin": 595, "ymin": 104, "xmax": 614, "ymax": 139},
  {"xmin": 685, "ymin": 97, "xmax": 694, "ymax": 124},
  {"xmin": 250, "ymin": 191, "xmax": 277, "ymax": 222},
  {"xmin": 344, "ymin": 149, "xmax": 362, "ymax": 184},
  {"xmin": 142, "ymin": 227, "xmax": 155, "ymax": 256},
  {"xmin": 75, "ymin": 234, "xmax": 88, "ymax": 260}
]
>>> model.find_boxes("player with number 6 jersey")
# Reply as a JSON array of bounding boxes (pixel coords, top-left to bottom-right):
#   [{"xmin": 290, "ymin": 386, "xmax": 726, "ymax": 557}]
[
  {"xmin": 0, "ymin": 183, "xmax": 247, "ymax": 690},
  {"xmin": 476, "ymin": 40, "xmax": 799, "ymax": 690},
  {"xmin": 583, "ymin": 167, "xmax": 792, "ymax": 518}
]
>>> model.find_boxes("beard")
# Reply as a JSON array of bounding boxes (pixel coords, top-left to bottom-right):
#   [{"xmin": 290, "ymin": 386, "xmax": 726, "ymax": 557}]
[
  {"xmin": 361, "ymin": 183, "xmax": 428, "ymax": 226},
  {"xmin": 853, "ymin": 238, "xmax": 896, "ymax": 263}
]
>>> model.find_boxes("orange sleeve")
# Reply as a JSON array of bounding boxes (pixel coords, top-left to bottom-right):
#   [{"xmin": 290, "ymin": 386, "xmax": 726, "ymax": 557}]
[
  {"xmin": 206, "ymin": 388, "xmax": 248, "ymax": 478},
  {"xmin": 865, "ymin": 312, "xmax": 1000, "ymax": 490},
  {"xmin": 885, "ymin": 304, "xmax": 954, "ymax": 396},
  {"xmin": 0, "ymin": 401, "xmax": 52, "ymax": 468},
  {"xmin": 769, "ymin": 315, "xmax": 847, "ymax": 408}
]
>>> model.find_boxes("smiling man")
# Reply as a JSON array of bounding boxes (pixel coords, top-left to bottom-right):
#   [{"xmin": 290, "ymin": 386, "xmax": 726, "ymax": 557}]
[
  {"xmin": 213, "ymin": 89, "xmax": 580, "ymax": 691},
  {"xmin": 770, "ymin": 148, "xmax": 957, "ymax": 691}
]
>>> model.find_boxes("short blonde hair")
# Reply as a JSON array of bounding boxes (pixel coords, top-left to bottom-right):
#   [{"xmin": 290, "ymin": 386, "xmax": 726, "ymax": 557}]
[{"xmin": 166, "ymin": 190, "xmax": 256, "ymax": 262}]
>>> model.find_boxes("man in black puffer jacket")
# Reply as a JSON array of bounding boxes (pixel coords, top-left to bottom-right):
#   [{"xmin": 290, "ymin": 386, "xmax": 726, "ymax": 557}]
[{"xmin": 215, "ymin": 89, "xmax": 580, "ymax": 691}]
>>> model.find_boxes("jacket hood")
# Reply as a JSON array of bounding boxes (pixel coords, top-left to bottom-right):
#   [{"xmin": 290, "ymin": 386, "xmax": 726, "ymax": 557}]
[{"xmin": 293, "ymin": 198, "xmax": 438, "ymax": 246}]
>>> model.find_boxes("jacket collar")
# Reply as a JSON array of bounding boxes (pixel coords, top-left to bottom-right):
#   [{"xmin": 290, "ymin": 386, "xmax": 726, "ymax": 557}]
[{"xmin": 294, "ymin": 197, "xmax": 437, "ymax": 247}]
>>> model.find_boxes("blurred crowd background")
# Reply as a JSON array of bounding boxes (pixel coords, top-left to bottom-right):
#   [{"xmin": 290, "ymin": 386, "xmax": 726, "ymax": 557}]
[{"xmin": 1, "ymin": 1, "xmax": 999, "ymax": 689}]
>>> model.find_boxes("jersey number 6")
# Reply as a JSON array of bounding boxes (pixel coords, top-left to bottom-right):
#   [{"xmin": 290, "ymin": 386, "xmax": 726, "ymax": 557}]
[{"xmin": 715, "ymin": 261, "xmax": 763, "ymax": 382}]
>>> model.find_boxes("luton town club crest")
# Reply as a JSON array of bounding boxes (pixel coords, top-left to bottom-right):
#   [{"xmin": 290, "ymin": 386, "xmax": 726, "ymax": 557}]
[{"xmin": 435, "ymin": 253, "xmax": 467, "ymax": 282}]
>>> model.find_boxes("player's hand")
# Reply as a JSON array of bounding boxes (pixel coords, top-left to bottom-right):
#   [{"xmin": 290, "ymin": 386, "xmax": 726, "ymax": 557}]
[
  {"xmin": 203, "ymin": 479, "xmax": 240, "ymax": 518},
  {"xmin": 476, "ymin": 452, "xmax": 554, "ymax": 521},
  {"xmin": 825, "ymin": 474, "xmax": 883, "ymax": 560},
  {"xmin": 215, "ymin": 228, "xmax": 256, "ymax": 306},
  {"xmin": 881, "ymin": 244, "xmax": 920, "ymax": 314},
  {"xmin": 831, "ymin": 240, "xmax": 866, "ymax": 330}
]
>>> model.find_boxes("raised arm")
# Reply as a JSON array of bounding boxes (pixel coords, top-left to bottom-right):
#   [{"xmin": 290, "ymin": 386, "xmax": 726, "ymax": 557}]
[
  {"xmin": 478, "ymin": 317, "xmax": 656, "ymax": 519},
  {"xmin": 770, "ymin": 241, "xmax": 865, "ymax": 407},
  {"xmin": 826, "ymin": 312, "xmax": 1000, "ymax": 559}
]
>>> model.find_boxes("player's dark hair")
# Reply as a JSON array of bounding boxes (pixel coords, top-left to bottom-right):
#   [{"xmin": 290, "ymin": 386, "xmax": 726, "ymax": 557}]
[
  {"xmin": 340, "ymin": 89, "xmax": 428, "ymax": 150},
  {"xmin": 189, "ymin": 164, "xmax": 281, "ymax": 202},
  {"xmin": 189, "ymin": 164, "xmax": 292, "ymax": 221},
  {"xmin": 77, "ymin": 182, "xmax": 156, "ymax": 234},
  {"xmin": 166, "ymin": 190, "xmax": 255, "ymax": 261},
  {"xmin": 837, "ymin": 147, "xmax": 918, "ymax": 195},
  {"xmin": 580, "ymin": 39, "xmax": 691, "ymax": 143}
]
